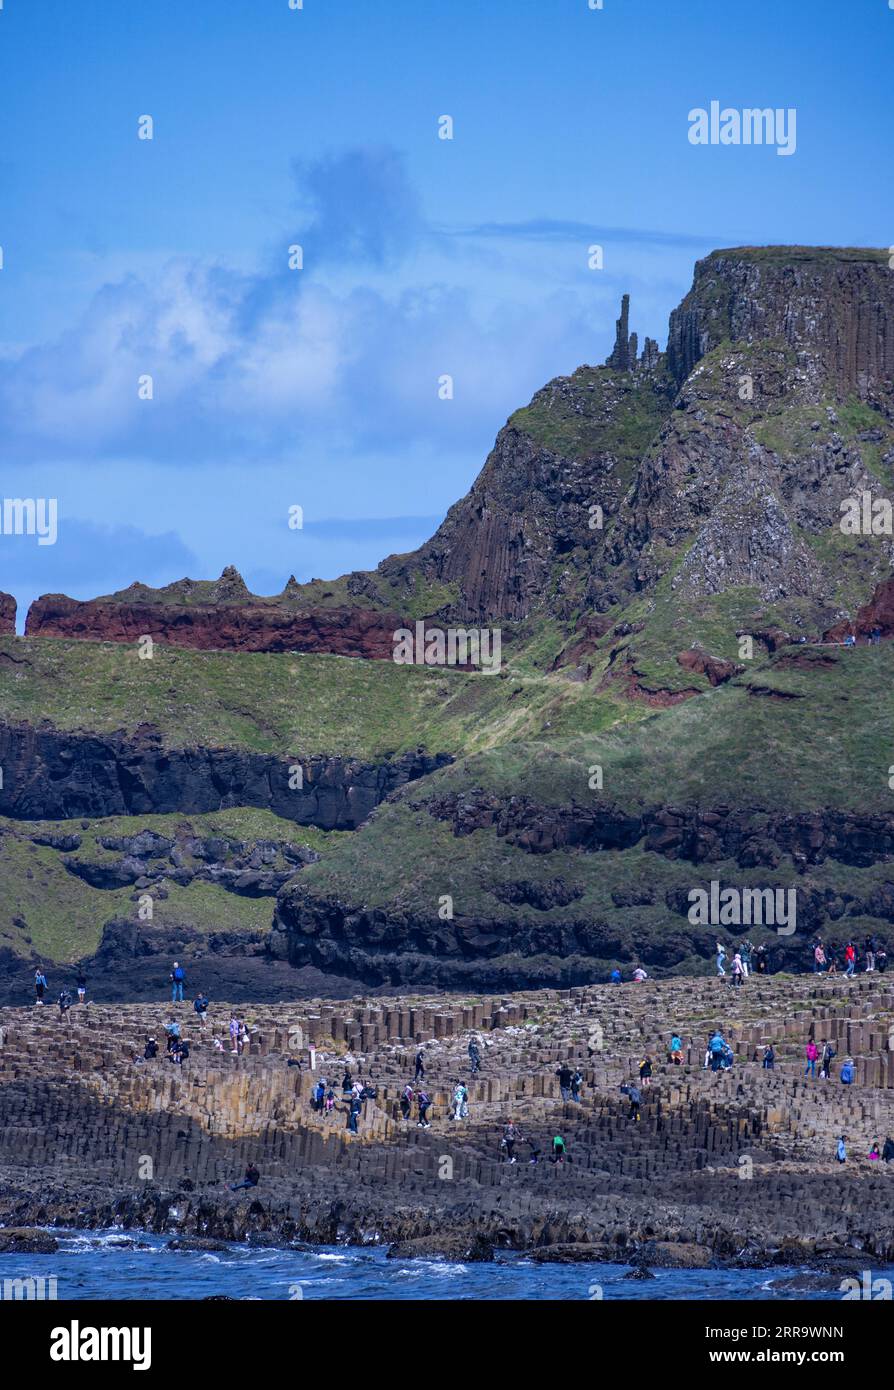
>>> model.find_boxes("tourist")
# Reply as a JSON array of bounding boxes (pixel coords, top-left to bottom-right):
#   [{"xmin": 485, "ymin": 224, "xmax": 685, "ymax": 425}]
[
  {"xmin": 820, "ymin": 1040, "xmax": 836, "ymax": 1080},
  {"xmin": 238, "ymin": 1019, "xmax": 249, "ymax": 1053},
  {"xmin": 668, "ymin": 1034, "xmax": 683, "ymax": 1065},
  {"xmin": 632, "ymin": 966, "xmax": 648, "ymax": 982},
  {"xmin": 871, "ymin": 626, "xmax": 882, "ymax": 645},
  {"xmin": 193, "ymin": 992, "xmax": 209, "ymax": 1026},
  {"xmin": 312, "ymin": 1078, "xmax": 325, "ymax": 1113},
  {"xmin": 620, "ymin": 1082, "xmax": 640, "ymax": 1122},
  {"xmin": 347, "ymin": 1095, "xmax": 361, "ymax": 1134},
  {"xmin": 836, "ymin": 1137, "xmax": 847, "ymax": 1164},
  {"xmin": 325, "ymin": 1086, "xmax": 335, "ymax": 1113},
  {"xmin": 804, "ymin": 1039, "xmax": 819, "ymax": 1079},
  {"xmin": 525, "ymin": 1136, "xmax": 541, "ymax": 1164},
  {"xmin": 844, "ymin": 942, "xmax": 857, "ymax": 977},
  {"xmin": 212, "ymin": 1036, "xmax": 224, "ymax": 1052},
  {"xmin": 740, "ymin": 940, "xmax": 753, "ymax": 977},
  {"xmin": 610, "ymin": 967, "xmax": 622, "ymax": 984},
  {"xmin": 178, "ymin": 1038, "xmax": 189, "ymax": 1062},
  {"xmin": 468, "ymin": 1038, "xmax": 481, "ymax": 1076},
  {"xmin": 34, "ymin": 968, "xmax": 48, "ymax": 1005},
  {"xmin": 840, "ymin": 1058, "xmax": 855, "ymax": 1084},
  {"xmin": 638, "ymin": 1056, "xmax": 652, "ymax": 1088},
  {"xmin": 707, "ymin": 1030, "xmax": 725, "ymax": 1071},
  {"xmin": 882, "ymin": 1136, "xmax": 894, "ymax": 1163},
  {"xmin": 755, "ymin": 944, "xmax": 768, "ymax": 974},
  {"xmin": 229, "ymin": 1162, "xmax": 260, "ymax": 1192},
  {"xmin": 400, "ymin": 1084, "xmax": 413, "ymax": 1121},
  {"xmin": 716, "ymin": 942, "xmax": 726, "ymax": 977},
  {"xmin": 864, "ymin": 935, "xmax": 876, "ymax": 972},
  {"xmin": 868, "ymin": 1141, "xmax": 880, "ymax": 1161},
  {"xmin": 452, "ymin": 1082, "xmax": 465, "ymax": 1120},
  {"xmin": 75, "ymin": 966, "xmax": 87, "ymax": 1004},
  {"xmin": 228, "ymin": 1015, "xmax": 239, "ymax": 1054},
  {"xmin": 170, "ymin": 961, "xmax": 185, "ymax": 1003},
  {"xmin": 762, "ymin": 1044, "xmax": 775, "ymax": 1070},
  {"xmin": 414, "ymin": 1049, "xmax": 425, "ymax": 1080},
  {"xmin": 556, "ymin": 1064, "xmax": 573, "ymax": 1101},
  {"xmin": 164, "ymin": 1018, "xmax": 181, "ymax": 1053},
  {"xmin": 501, "ymin": 1121, "xmax": 517, "ymax": 1162},
  {"xmin": 57, "ymin": 989, "xmax": 72, "ymax": 1018},
  {"xmin": 570, "ymin": 1069, "xmax": 583, "ymax": 1102},
  {"xmin": 731, "ymin": 953, "xmax": 744, "ymax": 988},
  {"xmin": 341, "ymin": 1069, "xmax": 353, "ymax": 1096},
  {"xmin": 144, "ymin": 1037, "xmax": 158, "ymax": 1059},
  {"xmin": 826, "ymin": 943, "xmax": 839, "ymax": 976},
  {"xmin": 416, "ymin": 1089, "xmax": 431, "ymax": 1128},
  {"xmin": 551, "ymin": 1134, "xmax": 567, "ymax": 1164},
  {"xmin": 813, "ymin": 941, "xmax": 826, "ymax": 973},
  {"xmin": 876, "ymin": 943, "xmax": 888, "ymax": 973}
]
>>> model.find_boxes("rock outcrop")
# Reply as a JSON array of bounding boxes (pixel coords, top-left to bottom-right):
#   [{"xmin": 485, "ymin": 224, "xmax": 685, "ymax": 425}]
[
  {"xmin": 26, "ymin": 581, "xmax": 413, "ymax": 660},
  {"xmin": 0, "ymin": 591, "xmax": 15, "ymax": 634},
  {"xmin": 0, "ymin": 721, "xmax": 450, "ymax": 827}
]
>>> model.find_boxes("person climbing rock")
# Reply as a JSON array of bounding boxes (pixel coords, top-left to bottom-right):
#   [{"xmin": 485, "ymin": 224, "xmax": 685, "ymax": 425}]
[
  {"xmin": 164, "ymin": 1018, "xmax": 181, "ymax": 1053},
  {"xmin": 416, "ymin": 1089, "xmax": 431, "ymax": 1128},
  {"xmin": 341, "ymin": 1069, "xmax": 353, "ymax": 1096},
  {"xmin": 820, "ymin": 1040, "xmax": 836, "ymax": 1080},
  {"xmin": 229, "ymin": 1162, "xmax": 259, "ymax": 1191},
  {"xmin": 468, "ymin": 1037, "xmax": 481, "ymax": 1076},
  {"xmin": 638, "ymin": 1056, "xmax": 652, "ymax": 1088},
  {"xmin": 501, "ymin": 1121, "xmax": 517, "ymax": 1162},
  {"xmin": 451, "ymin": 1082, "xmax": 465, "ymax": 1120},
  {"xmin": 551, "ymin": 1134, "xmax": 567, "ymax": 1163},
  {"xmin": 882, "ymin": 1136, "xmax": 894, "ymax": 1163},
  {"xmin": 840, "ymin": 1058, "xmax": 855, "ymax": 1084},
  {"xmin": 347, "ymin": 1095, "xmax": 361, "ymax": 1134},
  {"xmin": 804, "ymin": 1039, "xmax": 819, "ymax": 1079},
  {"xmin": 144, "ymin": 1036, "xmax": 159, "ymax": 1060},
  {"xmin": 620, "ymin": 1082, "xmax": 641, "ymax": 1121},
  {"xmin": 555, "ymin": 1064, "xmax": 573, "ymax": 1101},
  {"xmin": 708, "ymin": 1030, "xmax": 725, "ymax": 1072},
  {"xmin": 193, "ymin": 992, "xmax": 209, "ymax": 1026},
  {"xmin": 836, "ymin": 1136, "xmax": 847, "ymax": 1164},
  {"xmin": 668, "ymin": 1034, "xmax": 682, "ymax": 1065},
  {"xmin": 170, "ymin": 961, "xmax": 185, "ymax": 1003},
  {"xmin": 57, "ymin": 989, "xmax": 72, "ymax": 1018},
  {"xmin": 762, "ymin": 1044, "xmax": 775, "ymax": 1070},
  {"xmin": 414, "ymin": 1049, "xmax": 425, "ymax": 1080},
  {"xmin": 570, "ymin": 1069, "xmax": 583, "ymax": 1102},
  {"xmin": 400, "ymin": 1083, "xmax": 413, "ymax": 1121}
]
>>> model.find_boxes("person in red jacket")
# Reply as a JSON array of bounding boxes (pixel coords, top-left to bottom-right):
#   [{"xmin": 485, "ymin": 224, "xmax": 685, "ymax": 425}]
[{"xmin": 844, "ymin": 942, "xmax": 857, "ymax": 977}]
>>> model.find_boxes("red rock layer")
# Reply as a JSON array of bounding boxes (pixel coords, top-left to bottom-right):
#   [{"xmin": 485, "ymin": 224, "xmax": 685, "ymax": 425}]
[{"xmin": 25, "ymin": 595, "xmax": 412, "ymax": 660}]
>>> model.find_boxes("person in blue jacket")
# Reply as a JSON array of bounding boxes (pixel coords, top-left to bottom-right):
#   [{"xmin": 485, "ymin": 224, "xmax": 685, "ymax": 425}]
[
  {"xmin": 610, "ymin": 968, "xmax": 622, "ymax": 984},
  {"xmin": 840, "ymin": 1058, "xmax": 855, "ymax": 1084},
  {"xmin": 836, "ymin": 1136, "xmax": 847, "ymax": 1163}
]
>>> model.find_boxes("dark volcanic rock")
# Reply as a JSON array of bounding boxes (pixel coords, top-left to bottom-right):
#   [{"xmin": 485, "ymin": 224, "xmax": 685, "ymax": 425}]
[
  {"xmin": 0, "ymin": 722, "xmax": 451, "ymax": 829},
  {"xmin": 0, "ymin": 592, "xmax": 15, "ymax": 634}
]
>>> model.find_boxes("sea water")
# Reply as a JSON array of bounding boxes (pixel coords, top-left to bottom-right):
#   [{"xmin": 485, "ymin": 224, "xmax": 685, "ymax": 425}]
[{"xmin": 1, "ymin": 1229, "xmax": 887, "ymax": 1300}]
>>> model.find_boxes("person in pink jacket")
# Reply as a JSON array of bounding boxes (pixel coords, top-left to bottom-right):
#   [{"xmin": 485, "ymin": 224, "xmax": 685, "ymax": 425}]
[{"xmin": 805, "ymin": 1039, "xmax": 819, "ymax": 1078}]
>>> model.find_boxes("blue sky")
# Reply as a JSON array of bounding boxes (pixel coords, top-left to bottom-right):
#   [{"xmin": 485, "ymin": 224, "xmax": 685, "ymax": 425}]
[{"xmin": 1, "ymin": 0, "xmax": 892, "ymax": 627}]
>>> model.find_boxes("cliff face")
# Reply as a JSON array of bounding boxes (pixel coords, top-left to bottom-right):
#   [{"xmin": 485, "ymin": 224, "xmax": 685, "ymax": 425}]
[
  {"xmin": 666, "ymin": 247, "xmax": 894, "ymax": 389},
  {"xmin": 0, "ymin": 592, "xmax": 15, "ymax": 635},
  {"xmin": 0, "ymin": 722, "xmax": 450, "ymax": 828},
  {"xmin": 18, "ymin": 248, "xmax": 894, "ymax": 646},
  {"xmin": 25, "ymin": 591, "xmax": 409, "ymax": 659}
]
